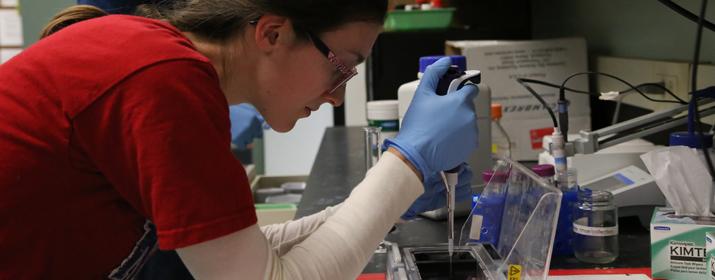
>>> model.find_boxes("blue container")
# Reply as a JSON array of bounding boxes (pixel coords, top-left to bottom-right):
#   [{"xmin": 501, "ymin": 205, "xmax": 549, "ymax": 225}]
[
  {"xmin": 552, "ymin": 187, "xmax": 578, "ymax": 256},
  {"xmin": 419, "ymin": 55, "xmax": 466, "ymax": 73}
]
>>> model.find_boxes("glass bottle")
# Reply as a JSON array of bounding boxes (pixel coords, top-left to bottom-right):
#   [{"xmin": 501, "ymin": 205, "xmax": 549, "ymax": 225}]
[
  {"xmin": 491, "ymin": 103, "xmax": 512, "ymax": 159},
  {"xmin": 573, "ymin": 189, "xmax": 619, "ymax": 264}
]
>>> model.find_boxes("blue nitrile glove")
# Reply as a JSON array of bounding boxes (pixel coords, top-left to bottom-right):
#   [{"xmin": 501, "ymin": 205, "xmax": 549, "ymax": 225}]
[
  {"xmin": 401, "ymin": 164, "xmax": 474, "ymax": 220},
  {"xmin": 229, "ymin": 104, "xmax": 266, "ymax": 150},
  {"xmin": 383, "ymin": 56, "xmax": 479, "ymax": 181},
  {"xmin": 78, "ymin": 0, "xmax": 147, "ymax": 14}
]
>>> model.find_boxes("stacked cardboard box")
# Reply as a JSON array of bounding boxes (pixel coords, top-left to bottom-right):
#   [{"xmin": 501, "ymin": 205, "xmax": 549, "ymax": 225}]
[
  {"xmin": 446, "ymin": 38, "xmax": 590, "ymax": 160},
  {"xmin": 0, "ymin": 0, "xmax": 23, "ymax": 64}
]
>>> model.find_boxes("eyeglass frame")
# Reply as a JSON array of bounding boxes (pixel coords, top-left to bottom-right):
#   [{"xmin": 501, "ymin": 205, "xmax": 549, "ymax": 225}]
[{"xmin": 248, "ymin": 19, "xmax": 358, "ymax": 94}]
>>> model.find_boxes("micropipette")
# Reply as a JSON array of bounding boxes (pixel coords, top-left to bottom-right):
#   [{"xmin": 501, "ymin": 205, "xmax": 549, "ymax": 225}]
[
  {"xmin": 434, "ymin": 66, "xmax": 481, "ymax": 260},
  {"xmin": 441, "ymin": 169, "xmax": 460, "ymax": 258}
]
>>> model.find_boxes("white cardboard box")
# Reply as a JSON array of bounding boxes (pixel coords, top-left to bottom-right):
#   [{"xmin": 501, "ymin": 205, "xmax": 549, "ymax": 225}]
[
  {"xmin": 0, "ymin": 9, "xmax": 23, "ymax": 47},
  {"xmin": 0, "ymin": 47, "xmax": 20, "ymax": 63},
  {"xmin": 446, "ymin": 38, "xmax": 590, "ymax": 160},
  {"xmin": 0, "ymin": 0, "xmax": 18, "ymax": 7}
]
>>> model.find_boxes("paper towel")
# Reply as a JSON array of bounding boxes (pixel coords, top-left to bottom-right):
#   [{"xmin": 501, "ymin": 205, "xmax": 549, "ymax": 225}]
[{"xmin": 641, "ymin": 146, "xmax": 713, "ymax": 216}]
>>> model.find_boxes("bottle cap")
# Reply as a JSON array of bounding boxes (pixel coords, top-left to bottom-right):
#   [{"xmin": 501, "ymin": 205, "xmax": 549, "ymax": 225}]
[
  {"xmin": 419, "ymin": 55, "xmax": 466, "ymax": 73},
  {"xmin": 669, "ymin": 131, "xmax": 713, "ymax": 149},
  {"xmin": 366, "ymin": 100, "xmax": 399, "ymax": 121},
  {"xmin": 531, "ymin": 164, "xmax": 555, "ymax": 177},
  {"xmin": 491, "ymin": 103, "xmax": 503, "ymax": 120}
]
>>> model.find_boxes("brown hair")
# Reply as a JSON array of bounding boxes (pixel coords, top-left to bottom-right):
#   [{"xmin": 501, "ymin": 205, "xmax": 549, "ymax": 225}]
[
  {"xmin": 40, "ymin": 5, "xmax": 108, "ymax": 39},
  {"xmin": 42, "ymin": 0, "xmax": 387, "ymax": 42}
]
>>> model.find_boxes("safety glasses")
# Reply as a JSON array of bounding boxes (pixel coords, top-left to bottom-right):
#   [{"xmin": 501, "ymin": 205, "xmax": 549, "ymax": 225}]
[
  {"xmin": 248, "ymin": 19, "xmax": 357, "ymax": 94},
  {"xmin": 305, "ymin": 31, "xmax": 358, "ymax": 94}
]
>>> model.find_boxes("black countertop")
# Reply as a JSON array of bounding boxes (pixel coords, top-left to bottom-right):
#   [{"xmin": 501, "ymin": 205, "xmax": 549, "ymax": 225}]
[{"xmin": 297, "ymin": 127, "xmax": 651, "ymax": 274}]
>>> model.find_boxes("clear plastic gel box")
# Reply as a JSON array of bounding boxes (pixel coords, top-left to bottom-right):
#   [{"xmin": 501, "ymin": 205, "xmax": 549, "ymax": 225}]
[{"xmin": 386, "ymin": 156, "xmax": 562, "ymax": 280}]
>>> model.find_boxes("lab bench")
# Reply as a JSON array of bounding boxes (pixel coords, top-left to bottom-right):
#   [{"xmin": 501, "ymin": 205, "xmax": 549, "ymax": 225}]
[{"xmin": 297, "ymin": 126, "xmax": 652, "ymax": 275}]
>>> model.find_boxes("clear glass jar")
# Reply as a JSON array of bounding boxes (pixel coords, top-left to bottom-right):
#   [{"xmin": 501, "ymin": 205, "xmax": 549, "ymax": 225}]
[
  {"xmin": 363, "ymin": 126, "xmax": 382, "ymax": 170},
  {"xmin": 573, "ymin": 189, "xmax": 619, "ymax": 264}
]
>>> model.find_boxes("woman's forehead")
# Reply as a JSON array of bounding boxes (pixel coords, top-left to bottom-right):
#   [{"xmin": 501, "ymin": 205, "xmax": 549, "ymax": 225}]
[{"xmin": 320, "ymin": 21, "xmax": 381, "ymax": 64}]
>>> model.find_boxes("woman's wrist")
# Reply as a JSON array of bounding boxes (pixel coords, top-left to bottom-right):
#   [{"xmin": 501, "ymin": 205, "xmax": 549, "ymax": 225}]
[{"xmin": 386, "ymin": 147, "xmax": 423, "ymax": 182}]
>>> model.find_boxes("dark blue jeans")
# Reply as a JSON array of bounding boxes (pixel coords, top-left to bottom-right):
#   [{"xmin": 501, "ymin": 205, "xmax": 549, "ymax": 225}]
[
  {"xmin": 106, "ymin": 220, "xmax": 193, "ymax": 280},
  {"xmin": 137, "ymin": 250, "xmax": 194, "ymax": 280},
  {"xmin": 108, "ymin": 221, "xmax": 157, "ymax": 280}
]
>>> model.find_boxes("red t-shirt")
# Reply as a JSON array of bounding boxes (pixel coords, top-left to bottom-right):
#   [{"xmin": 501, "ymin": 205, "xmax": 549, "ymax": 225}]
[{"xmin": 0, "ymin": 15, "xmax": 256, "ymax": 278}]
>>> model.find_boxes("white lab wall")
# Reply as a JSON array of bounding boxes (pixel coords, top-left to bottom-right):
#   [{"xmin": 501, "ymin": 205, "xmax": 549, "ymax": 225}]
[
  {"xmin": 264, "ymin": 103, "xmax": 333, "ymax": 176},
  {"xmin": 345, "ymin": 63, "xmax": 368, "ymax": 126},
  {"xmin": 263, "ymin": 63, "xmax": 368, "ymax": 176}
]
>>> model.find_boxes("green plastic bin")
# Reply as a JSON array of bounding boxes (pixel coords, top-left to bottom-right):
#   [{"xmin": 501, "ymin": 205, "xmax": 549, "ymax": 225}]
[
  {"xmin": 384, "ymin": 8, "xmax": 455, "ymax": 31},
  {"xmin": 255, "ymin": 203, "xmax": 297, "ymax": 226}
]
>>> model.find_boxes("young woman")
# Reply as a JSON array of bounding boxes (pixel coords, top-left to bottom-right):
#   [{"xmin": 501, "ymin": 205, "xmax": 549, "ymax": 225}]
[{"xmin": 0, "ymin": 1, "xmax": 478, "ymax": 279}]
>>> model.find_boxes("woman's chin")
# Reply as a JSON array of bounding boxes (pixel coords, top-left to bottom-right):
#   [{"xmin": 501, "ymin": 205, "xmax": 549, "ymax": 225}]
[{"xmin": 269, "ymin": 119, "xmax": 298, "ymax": 133}]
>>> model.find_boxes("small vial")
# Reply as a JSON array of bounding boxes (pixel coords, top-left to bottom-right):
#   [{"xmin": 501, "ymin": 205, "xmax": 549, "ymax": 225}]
[
  {"xmin": 523, "ymin": 164, "xmax": 554, "ymax": 221},
  {"xmin": 531, "ymin": 164, "xmax": 555, "ymax": 185},
  {"xmin": 551, "ymin": 131, "xmax": 568, "ymax": 189},
  {"xmin": 469, "ymin": 170, "xmax": 508, "ymax": 245},
  {"xmin": 573, "ymin": 189, "xmax": 619, "ymax": 264},
  {"xmin": 552, "ymin": 168, "xmax": 579, "ymax": 256},
  {"xmin": 530, "ymin": 164, "xmax": 555, "ymax": 211}
]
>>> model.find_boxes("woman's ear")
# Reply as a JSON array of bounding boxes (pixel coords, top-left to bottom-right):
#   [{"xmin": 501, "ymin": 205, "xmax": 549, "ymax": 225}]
[{"xmin": 253, "ymin": 14, "xmax": 293, "ymax": 54}]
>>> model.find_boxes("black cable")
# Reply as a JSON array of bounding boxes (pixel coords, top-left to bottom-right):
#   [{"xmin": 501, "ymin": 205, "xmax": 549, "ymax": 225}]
[
  {"xmin": 518, "ymin": 78, "xmax": 687, "ymax": 104},
  {"xmin": 555, "ymin": 71, "xmax": 688, "ymax": 141},
  {"xmin": 516, "ymin": 78, "xmax": 558, "ymax": 128},
  {"xmin": 658, "ymin": 0, "xmax": 715, "ymax": 32},
  {"xmin": 627, "ymin": 83, "xmax": 688, "ymax": 104},
  {"xmin": 690, "ymin": 0, "xmax": 715, "ymax": 178},
  {"xmin": 559, "ymin": 71, "xmax": 686, "ymax": 104}
]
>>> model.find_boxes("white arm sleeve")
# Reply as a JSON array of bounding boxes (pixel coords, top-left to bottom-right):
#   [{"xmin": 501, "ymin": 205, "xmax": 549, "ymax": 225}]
[
  {"xmin": 177, "ymin": 152, "xmax": 423, "ymax": 280},
  {"xmin": 260, "ymin": 203, "xmax": 342, "ymax": 255}
]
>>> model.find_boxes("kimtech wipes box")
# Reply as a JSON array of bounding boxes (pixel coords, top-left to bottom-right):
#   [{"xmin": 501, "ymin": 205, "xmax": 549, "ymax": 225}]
[
  {"xmin": 651, "ymin": 207, "xmax": 715, "ymax": 280},
  {"xmin": 707, "ymin": 231, "xmax": 715, "ymax": 280}
]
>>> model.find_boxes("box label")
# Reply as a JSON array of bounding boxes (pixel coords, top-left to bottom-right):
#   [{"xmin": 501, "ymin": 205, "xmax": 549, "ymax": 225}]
[
  {"xmin": 449, "ymin": 38, "xmax": 590, "ymax": 160},
  {"xmin": 470, "ymin": 215, "xmax": 483, "ymax": 240},
  {"xmin": 573, "ymin": 223, "xmax": 618, "ymax": 237},
  {"xmin": 669, "ymin": 240, "xmax": 707, "ymax": 275},
  {"xmin": 530, "ymin": 127, "xmax": 554, "ymax": 150},
  {"xmin": 508, "ymin": 264, "xmax": 522, "ymax": 280}
]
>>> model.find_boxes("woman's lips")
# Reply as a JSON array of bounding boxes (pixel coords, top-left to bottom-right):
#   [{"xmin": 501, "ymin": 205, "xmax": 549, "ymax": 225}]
[{"xmin": 302, "ymin": 106, "xmax": 320, "ymax": 117}]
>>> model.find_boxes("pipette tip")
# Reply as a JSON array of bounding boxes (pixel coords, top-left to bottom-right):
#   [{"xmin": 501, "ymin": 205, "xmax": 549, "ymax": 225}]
[{"xmin": 448, "ymin": 238, "xmax": 454, "ymax": 256}]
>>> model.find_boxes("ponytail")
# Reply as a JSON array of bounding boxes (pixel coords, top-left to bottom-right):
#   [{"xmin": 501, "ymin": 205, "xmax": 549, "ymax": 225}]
[{"xmin": 40, "ymin": 5, "xmax": 108, "ymax": 39}]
